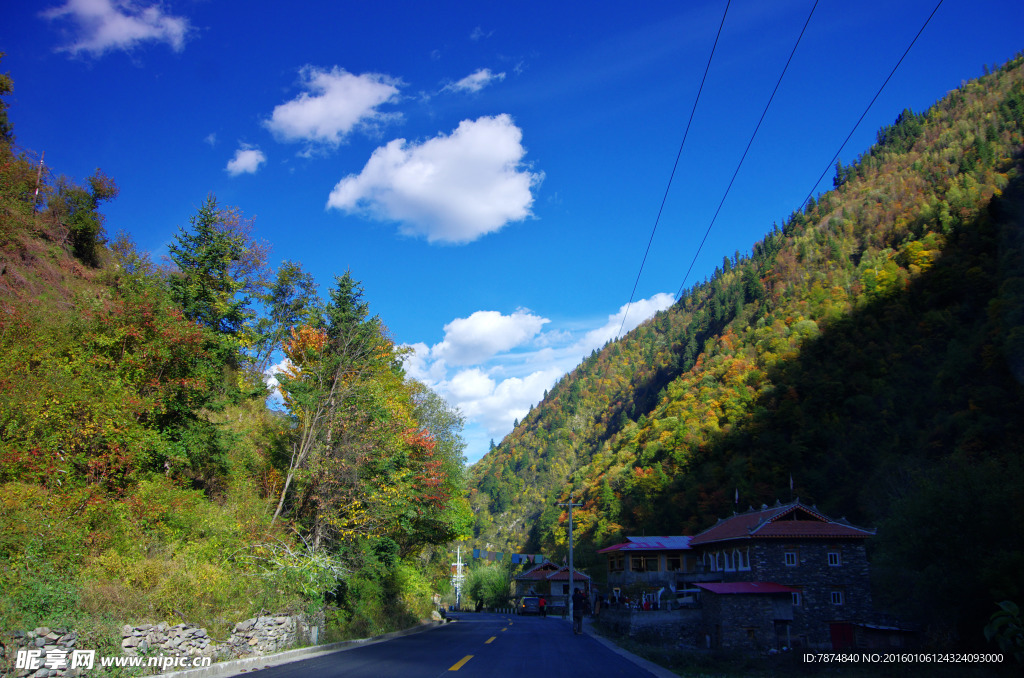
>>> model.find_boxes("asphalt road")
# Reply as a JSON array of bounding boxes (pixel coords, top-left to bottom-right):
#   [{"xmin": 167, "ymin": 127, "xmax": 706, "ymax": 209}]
[{"xmin": 238, "ymin": 612, "xmax": 660, "ymax": 677}]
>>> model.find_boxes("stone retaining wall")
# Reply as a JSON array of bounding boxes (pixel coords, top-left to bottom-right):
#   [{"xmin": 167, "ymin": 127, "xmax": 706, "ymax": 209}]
[
  {"xmin": 1, "ymin": 612, "xmax": 323, "ymax": 678},
  {"xmin": 594, "ymin": 608, "xmax": 702, "ymax": 645}
]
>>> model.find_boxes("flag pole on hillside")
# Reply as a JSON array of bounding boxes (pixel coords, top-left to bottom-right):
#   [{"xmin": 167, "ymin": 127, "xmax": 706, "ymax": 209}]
[{"xmin": 558, "ymin": 491, "xmax": 583, "ymax": 629}]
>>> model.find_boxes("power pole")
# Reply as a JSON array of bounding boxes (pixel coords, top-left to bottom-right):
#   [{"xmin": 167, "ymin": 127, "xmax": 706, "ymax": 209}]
[
  {"xmin": 558, "ymin": 492, "xmax": 583, "ymax": 627},
  {"xmin": 451, "ymin": 545, "xmax": 465, "ymax": 610}
]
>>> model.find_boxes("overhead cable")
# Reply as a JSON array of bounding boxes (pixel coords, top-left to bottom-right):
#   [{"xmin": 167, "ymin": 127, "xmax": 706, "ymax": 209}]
[
  {"xmin": 675, "ymin": 0, "xmax": 820, "ymax": 300},
  {"xmin": 794, "ymin": 0, "xmax": 945, "ymax": 215},
  {"xmin": 615, "ymin": 0, "xmax": 732, "ymax": 340}
]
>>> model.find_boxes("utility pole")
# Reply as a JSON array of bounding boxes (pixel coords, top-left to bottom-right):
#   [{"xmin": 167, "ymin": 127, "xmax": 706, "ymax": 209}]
[
  {"xmin": 558, "ymin": 492, "xmax": 583, "ymax": 628},
  {"xmin": 451, "ymin": 545, "xmax": 465, "ymax": 611}
]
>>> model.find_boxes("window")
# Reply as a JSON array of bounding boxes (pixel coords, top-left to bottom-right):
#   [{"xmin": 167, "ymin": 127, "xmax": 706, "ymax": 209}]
[
  {"xmin": 828, "ymin": 551, "xmax": 842, "ymax": 567},
  {"xmin": 792, "ymin": 592, "xmax": 801, "ymax": 606},
  {"xmin": 724, "ymin": 550, "xmax": 734, "ymax": 571},
  {"xmin": 666, "ymin": 556, "xmax": 681, "ymax": 571},
  {"xmin": 737, "ymin": 548, "xmax": 751, "ymax": 571},
  {"xmin": 784, "ymin": 551, "xmax": 798, "ymax": 567},
  {"xmin": 630, "ymin": 555, "xmax": 658, "ymax": 572},
  {"xmin": 831, "ymin": 590, "xmax": 844, "ymax": 605}
]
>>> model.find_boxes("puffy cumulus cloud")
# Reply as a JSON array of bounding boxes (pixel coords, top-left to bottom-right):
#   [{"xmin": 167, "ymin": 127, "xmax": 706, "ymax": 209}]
[
  {"xmin": 444, "ymin": 68, "xmax": 506, "ymax": 94},
  {"xmin": 401, "ymin": 293, "xmax": 674, "ymax": 457},
  {"xmin": 446, "ymin": 367, "xmax": 562, "ymax": 438},
  {"xmin": 576, "ymin": 293, "xmax": 676, "ymax": 352},
  {"xmin": 432, "ymin": 309, "xmax": 548, "ymax": 366},
  {"xmin": 225, "ymin": 145, "xmax": 266, "ymax": 176},
  {"xmin": 42, "ymin": 0, "xmax": 189, "ymax": 55},
  {"xmin": 265, "ymin": 66, "xmax": 401, "ymax": 146},
  {"xmin": 326, "ymin": 114, "xmax": 542, "ymax": 244},
  {"xmin": 402, "ymin": 342, "xmax": 448, "ymax": 385},
  {"xmin": 262, "ymin": 357, "xmax": 292, "ymax": 408}
]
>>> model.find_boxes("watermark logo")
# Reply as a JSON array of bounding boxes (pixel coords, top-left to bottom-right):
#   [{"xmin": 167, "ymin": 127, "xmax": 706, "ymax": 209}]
[{"xmin": 16, "ymin": 648, "xmax": 211, "ymax": 671}]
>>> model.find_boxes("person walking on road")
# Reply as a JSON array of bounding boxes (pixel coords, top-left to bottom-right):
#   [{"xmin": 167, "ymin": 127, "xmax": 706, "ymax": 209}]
[
  {"xmin": 572, "ymin": 588, "xmax": 586, "ymax": 634},
  {"xmin": 539, "ymin": 596, "xmax": 547, "ymax": 617}
]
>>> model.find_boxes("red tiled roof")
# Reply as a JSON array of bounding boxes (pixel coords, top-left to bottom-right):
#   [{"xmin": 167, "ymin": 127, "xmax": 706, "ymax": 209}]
[
  {"xmin": 696, "ymin": 582, "xmax": 798, "ymax": 595},
  {"xmin": 597, "ymin": 536, "xmax": 692, "ymax": 553},
  {"xmin": 690, "ymin": 501, "xmax": 874, "ymax": 546},
  {"xmin": 546, "ymin": 566, "xmax": 591, "ymax": 582}
]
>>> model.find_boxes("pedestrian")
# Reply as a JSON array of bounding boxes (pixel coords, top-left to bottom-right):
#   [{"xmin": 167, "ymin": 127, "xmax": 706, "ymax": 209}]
[
  {"xmin": 539, "ymin": 595, "xmax": 547, "ymax": 617},
  {"xmin": 594, "ymin": 593, "xmax": 603, "ymax": 619},
  {"xmin": 572, "ymin": 588, "xmax": 585, "ymax": 634}
]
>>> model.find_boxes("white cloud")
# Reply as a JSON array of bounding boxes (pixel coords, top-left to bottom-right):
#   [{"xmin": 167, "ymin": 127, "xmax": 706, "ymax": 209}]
[
  {"xmin": 576, "ymin": 293, "xmax": 676, "ymax": 352},
  {"xmin": 42, "ymin": 0, "xmax": 189, "ymax": 56},
  {"xmin": 204, "ymin": 133, "xmax": 217, "ymax": 147},
  {"xmin": 263, "ymin": 357, "xmax": 292, "ymax": 409},
  {"xmin": 225, "ymin": 145, "xmax": 266, "ymax": 176},
  {"xmin": 433, "ymin": 309, "xmax": 548, "ymax": 366},
  {"xmin": 327, "ymin": 114, "xmax": 542, "ymax": 244},
  {"xmin": 402, "ymin": 293, "xmax": 675, "ymax": 462},
  {"xmin": 444, "ymin": 68, "xmax": 506, "ymax": 94},
  {"xmin": 265, "ymin": 66, "xmax": 401, "ymax": 146}
]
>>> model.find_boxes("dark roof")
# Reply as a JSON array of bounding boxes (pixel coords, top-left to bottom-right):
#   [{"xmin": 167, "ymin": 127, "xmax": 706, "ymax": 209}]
[
  {"xmin": 690, "ymin": 500, "xmax": 874, "ymax": 546},
  {"xmin": 597, "ymin": 536, "xmax": 692, "ymax": 553},
  {"xmin": 696, "ymin": 582, "xmax": 798, "ymax": 595},
  {"xmin": 513, "ymin": 562, "xmax": 559, "ymax": 581},
  {"xmin": 545, "ymin": 566, "xmax": 592, "ymax": 582}
]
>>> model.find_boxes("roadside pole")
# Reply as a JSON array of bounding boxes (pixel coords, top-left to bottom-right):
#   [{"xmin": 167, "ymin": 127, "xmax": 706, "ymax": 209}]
[{"xmin": 558, "ymin": 492, "xmax": 582, "ymax": 628}]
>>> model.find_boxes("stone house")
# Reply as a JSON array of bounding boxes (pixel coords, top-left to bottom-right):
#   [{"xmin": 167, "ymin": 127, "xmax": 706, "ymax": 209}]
[
  {"xmin": 688, "ymin": 500, "xmax": 875, "ymax": 650},
  {"xmin": 596, "ymin": 500, "xmax": 876, "ymax": 650}
]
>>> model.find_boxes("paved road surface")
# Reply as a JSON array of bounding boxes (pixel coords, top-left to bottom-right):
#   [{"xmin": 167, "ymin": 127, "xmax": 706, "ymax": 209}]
[{"xmin": 239, "ymin": 612, "xmax": 659, "ymax": 677}]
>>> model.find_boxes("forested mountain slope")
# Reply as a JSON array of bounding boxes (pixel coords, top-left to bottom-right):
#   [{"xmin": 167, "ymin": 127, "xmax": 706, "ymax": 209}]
[{"xmin": 469, "ymin": 54, "xmax": 1024, "ymax": 644}]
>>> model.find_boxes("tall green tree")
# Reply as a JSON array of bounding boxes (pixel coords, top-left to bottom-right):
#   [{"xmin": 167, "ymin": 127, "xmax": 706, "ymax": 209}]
[{"xmin": 167, "ymin": 194, "xmax": 268, "ymax": 367}]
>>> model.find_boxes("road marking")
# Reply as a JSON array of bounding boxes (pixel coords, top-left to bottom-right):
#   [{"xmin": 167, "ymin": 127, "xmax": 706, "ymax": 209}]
[
  {"xmin": 449, "ymin": 655, "xmax": 473, "ymax": 671},
  {"xmin": 501, "ymin": 627, "xmax": 508, "ymax": 632},
  {"xmin": 485, "ymin": 636, "xmax": 496, "ymax": 644}
]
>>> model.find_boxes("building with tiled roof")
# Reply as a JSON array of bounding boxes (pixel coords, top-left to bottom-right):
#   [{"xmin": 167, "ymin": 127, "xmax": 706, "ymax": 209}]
[
  {"xmin": 596, "ymin": 500, "xmax": 879, "ymax": 651},
  {"xmin": 513, "ymin": 561, "xmax": 591, "ymax": 602},
  {"xmin": 597, "ymin": 536, "xmax": 696, "ymax": 596}
]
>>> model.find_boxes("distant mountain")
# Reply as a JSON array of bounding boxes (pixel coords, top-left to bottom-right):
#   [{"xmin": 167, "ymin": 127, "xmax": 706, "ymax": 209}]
[{"xmin": 468, "ymin": 54, "xmax": 1024, "ymax": 645}]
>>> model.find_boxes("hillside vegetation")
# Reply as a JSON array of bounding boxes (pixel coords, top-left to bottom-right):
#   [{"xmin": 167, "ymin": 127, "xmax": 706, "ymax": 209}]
[
  {"xmin": 469, "ymin": 54, "xmax": 1024, "ymax": 647},
  {"xmin": 0, "ymin": 54, "xmax": 469, "ymax": 654}
]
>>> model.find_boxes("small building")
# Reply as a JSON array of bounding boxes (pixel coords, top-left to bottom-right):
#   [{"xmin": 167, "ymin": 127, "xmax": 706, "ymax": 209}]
[
  {"xmin": 696, "ymin": 582, "xmax": 799, "ymax": 650},
  {"xmin": 513, "ymin": 562, "xmax": 591, "ymax": 609},
  {"xmin": 597, "ymin": 536, "xmax": 697, "ymax": 605}
]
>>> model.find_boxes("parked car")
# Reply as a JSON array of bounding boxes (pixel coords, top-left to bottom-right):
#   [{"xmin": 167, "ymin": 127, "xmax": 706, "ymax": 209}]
[{"xmin": 518, "ymin": 596, "xmax": 541, "ymax": 615}]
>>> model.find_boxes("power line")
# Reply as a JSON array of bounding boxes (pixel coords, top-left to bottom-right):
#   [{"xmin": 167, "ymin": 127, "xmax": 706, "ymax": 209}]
[
  {"xmin": 795, "ymin": 0, "xmax": 945, "ymax": 215},
  {"xmin": 675, "ymin": 0, "xmax": 820, "ymax": 300},
  {"xmin": 615, "ymin": 0, "xmax": 732, "ymax": 340}
]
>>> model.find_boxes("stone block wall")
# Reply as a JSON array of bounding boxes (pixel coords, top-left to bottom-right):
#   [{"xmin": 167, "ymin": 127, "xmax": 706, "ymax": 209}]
[
  {"xmin": 1, "ymin": 612, "xmax": 323, "ymax": 678},
  {"xmin": 594, "ymin": 608, "xmax": 702, "ymax": 646}
]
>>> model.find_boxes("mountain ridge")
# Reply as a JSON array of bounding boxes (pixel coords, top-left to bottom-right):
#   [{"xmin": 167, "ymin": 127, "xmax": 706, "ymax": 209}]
[{"xmin": 468, "ymin": 52, "xmax": 1024, "ymax": 644}]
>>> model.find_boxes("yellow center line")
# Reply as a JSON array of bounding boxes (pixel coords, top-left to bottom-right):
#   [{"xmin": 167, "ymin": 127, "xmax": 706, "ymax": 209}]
[
  {"xmin": 449, "ymin": 655, "xmax": 473, "ymax": 671},
  {"xmin": 501, "ymin": 627, "xmax": 508, "ymax": 632},
  {"xmin": 485, "ymin": 636, "xmax": 496, "ymax": 644}
]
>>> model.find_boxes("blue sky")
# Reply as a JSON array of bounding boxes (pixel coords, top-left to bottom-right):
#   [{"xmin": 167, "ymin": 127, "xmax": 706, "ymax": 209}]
[{"xmin": 3, "ymin": 0, "xmax": 1021, "ymax": 463}]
